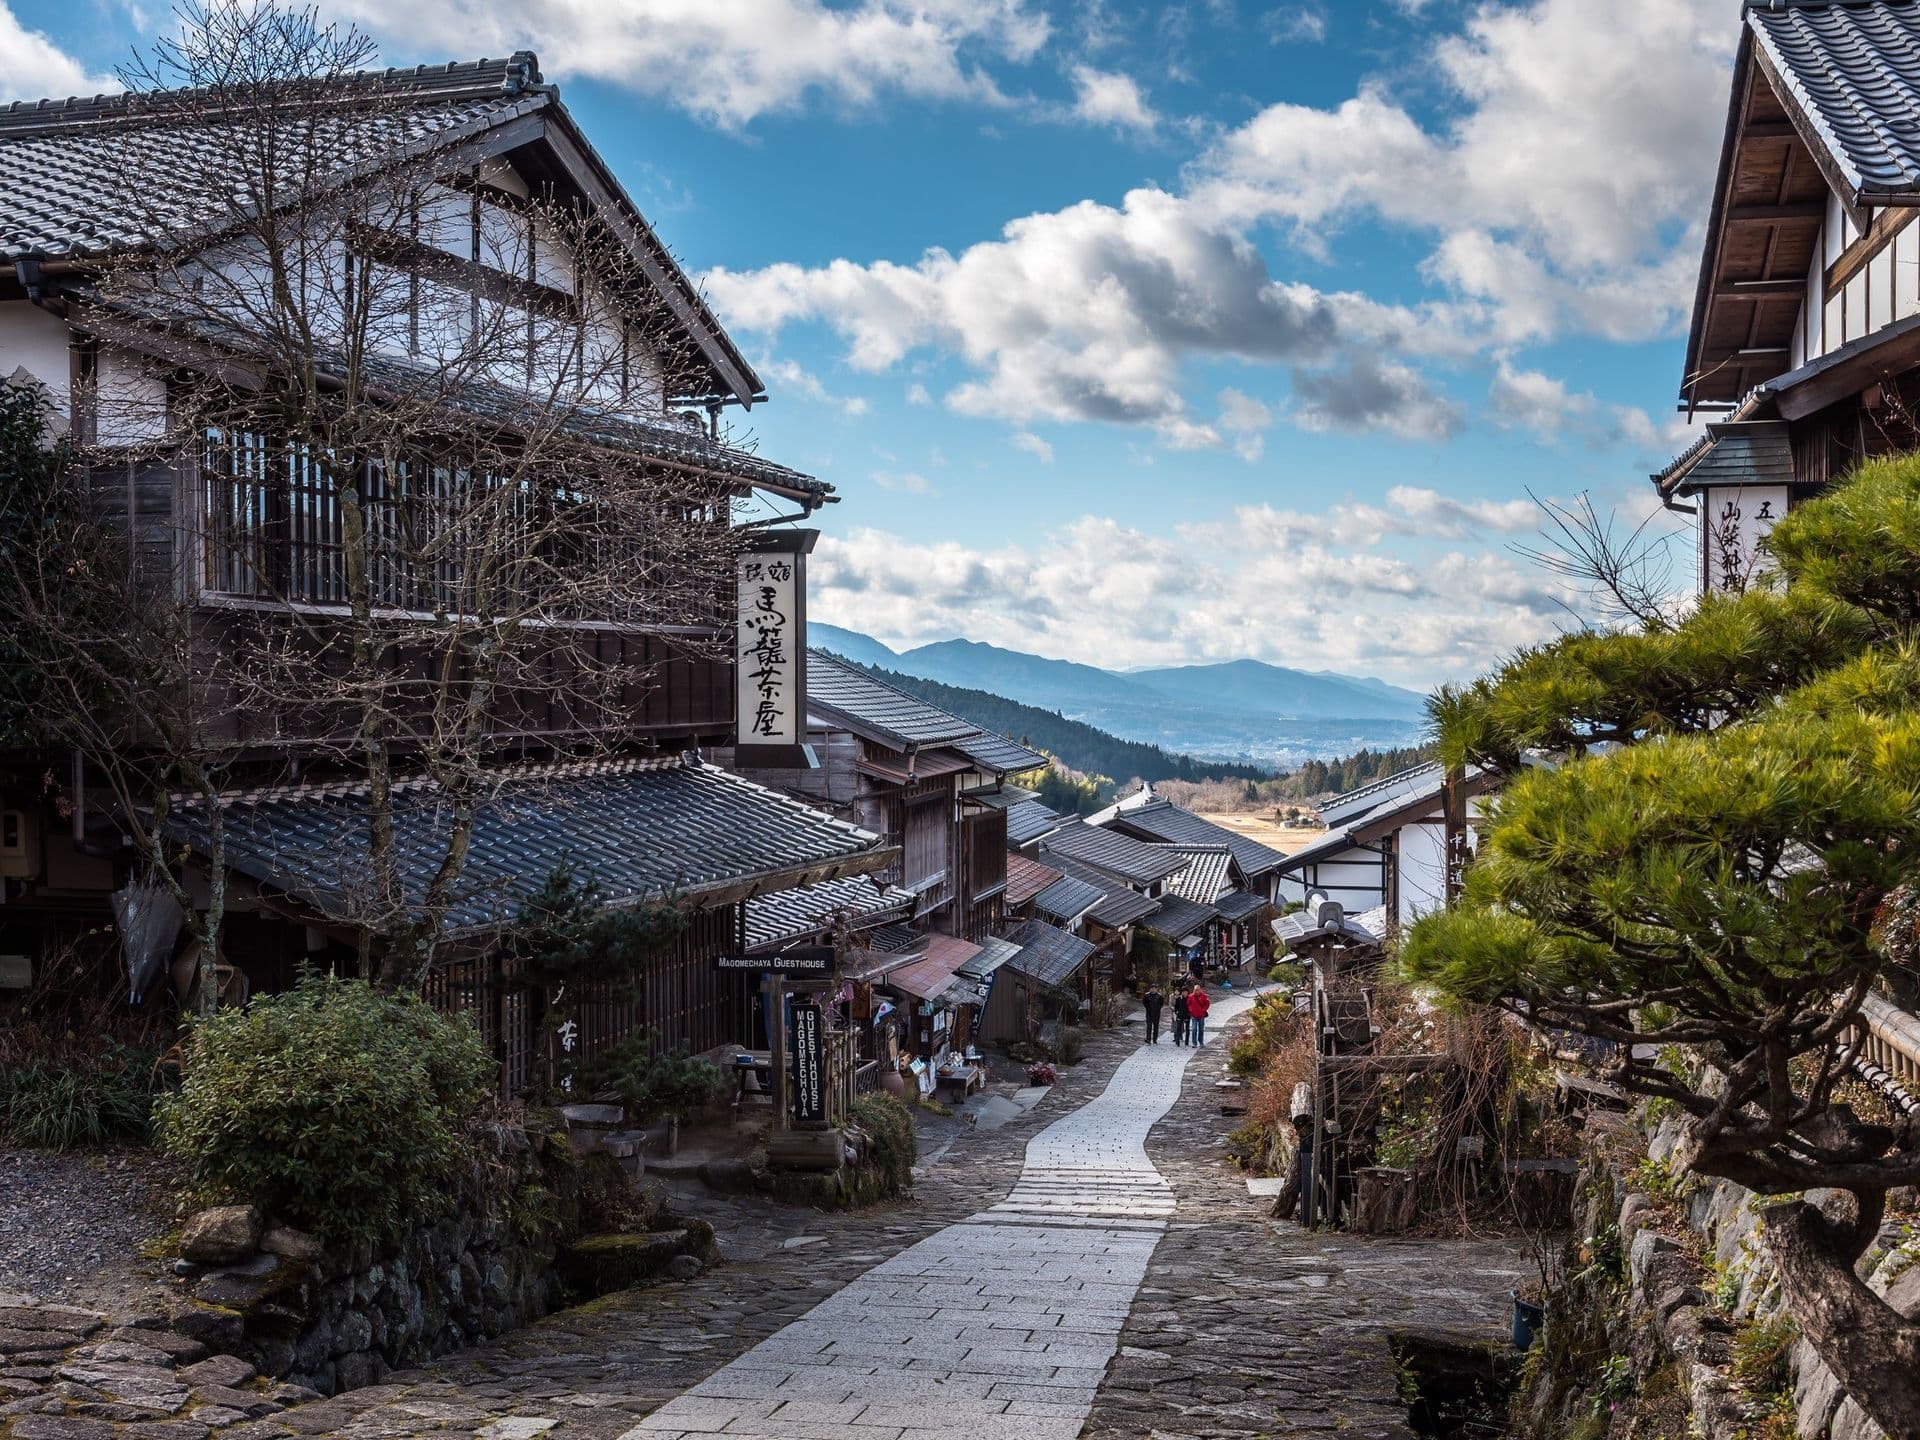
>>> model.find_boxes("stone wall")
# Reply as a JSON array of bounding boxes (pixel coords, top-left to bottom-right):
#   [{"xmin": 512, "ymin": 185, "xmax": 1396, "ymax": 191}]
[
  {"xmin": 1520, "ymin": 1110, "xmax": 1917, "ymax": 1440},
  {"xmin": 164, "ymin": 1121, "xmax": 702, "ymax": 1397}
]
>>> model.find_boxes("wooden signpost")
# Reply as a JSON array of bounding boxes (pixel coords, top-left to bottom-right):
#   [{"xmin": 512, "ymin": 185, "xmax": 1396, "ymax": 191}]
[{"xmin": 719, "ymin": 946, "xmax": 839, "ymax": 1135}]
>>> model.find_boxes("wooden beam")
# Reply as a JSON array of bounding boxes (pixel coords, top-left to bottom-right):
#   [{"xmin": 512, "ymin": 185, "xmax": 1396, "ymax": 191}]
[
  {"xmin": 1698, "ymin": 346, "xmax": 1790, "ymax": 368},
  {"xmin": 1726, "ymin": 202, "xmax": 1826, "ymax": 224},
  {"xmin": 1714, "ymin": 278, "xmax": 1806, "ymax": 298},
  {"xmin": 1827, "ymin": 209, "xmax": 1910, "ymax": 294},
  {"xmin": 1777, "ymin": 315, "xmax": 1920, "ymax": 421}
]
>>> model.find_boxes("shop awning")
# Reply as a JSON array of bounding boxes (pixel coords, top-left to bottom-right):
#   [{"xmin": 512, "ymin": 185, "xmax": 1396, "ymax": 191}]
[
  {"xmin": 745, "ymin": 874, "xmax": 915, "ymax": 952},
  {"xmin": 881, "ymin": 934, "xmax": 984, "ymax": 1003}
]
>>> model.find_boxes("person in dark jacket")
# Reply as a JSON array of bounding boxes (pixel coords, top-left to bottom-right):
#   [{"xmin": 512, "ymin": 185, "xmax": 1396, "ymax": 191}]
[
  {"xmin": 1141, "ymin": 985, "xmax": 1165, "ymax": 1044},
  {"xmin": 1172, "ymin": 985, "xmax": 1191, "ymax": 1046},
  {"xmin": 1186, "ymin": 984, "xmax": 1212, "ymax": 1046}
]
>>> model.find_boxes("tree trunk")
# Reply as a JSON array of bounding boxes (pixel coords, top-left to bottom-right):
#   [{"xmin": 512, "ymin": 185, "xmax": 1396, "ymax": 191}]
[{"xmin": 1762, "ymin": 1197, "xmax": 1920, "ymax": 1440}]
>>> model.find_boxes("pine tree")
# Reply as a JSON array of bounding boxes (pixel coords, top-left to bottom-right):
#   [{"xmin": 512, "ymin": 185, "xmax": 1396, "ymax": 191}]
[{"xmin": 1404, "ymin": 453, "xmax": 1920, "ymax": 1436}]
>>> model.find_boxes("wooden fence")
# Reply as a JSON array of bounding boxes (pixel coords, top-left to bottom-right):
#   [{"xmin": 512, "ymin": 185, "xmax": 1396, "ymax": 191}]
[
  {"xmin": 825, "ymin": 1024, "xmax": 860, "ymax": 1124},
  {"xmin": 1857, "ymin": 992, "xmax": 1920, "ymax": 1115}
]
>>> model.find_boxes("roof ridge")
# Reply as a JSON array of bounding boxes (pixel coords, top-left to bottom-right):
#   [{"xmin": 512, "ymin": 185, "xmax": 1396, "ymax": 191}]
[{"xmin": 0, "ymin": 53, "xmax": 546, "ymax": 139}]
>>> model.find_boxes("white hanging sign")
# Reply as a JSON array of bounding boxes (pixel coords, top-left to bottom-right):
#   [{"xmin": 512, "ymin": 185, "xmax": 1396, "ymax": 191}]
[
  {"xmin": 1701, "ymin": 485, "xmax": 1789, "ymax": 594},
  {"xmin": 735, "ymin": 530, "xmax": 818, "ymax": 768}
]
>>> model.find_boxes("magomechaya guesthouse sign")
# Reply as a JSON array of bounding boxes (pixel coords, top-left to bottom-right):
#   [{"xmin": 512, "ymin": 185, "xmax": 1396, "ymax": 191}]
[
  {"xmin": 790, "ymin": 999, "xmax": 827, "ymax": 1127},
  {"xmin": 735, "ymin": 530, "xmax": 818, "ymax": 769},
  {"xmin": 714, "ymin": 946, "xmax": 836, "ymax": 976}
]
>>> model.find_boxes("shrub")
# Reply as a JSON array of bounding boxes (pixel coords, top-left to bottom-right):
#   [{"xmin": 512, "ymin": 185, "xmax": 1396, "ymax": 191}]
[
  {"xmin": 577, "ymin": 1031, "xmax": 724, "ymax": 1123},
  {"xmin": 156, "ymin": 974, "xmax": 493, "ymax": 1245},
  {"xmin": 0, "ymin": 1042, "xmax": 163, "ymax": 1149},
  {"xmin": 1051, "ymin": 1026, "xmax": 1087, "ymax": 1065},
  {"xmin": 1732, "ymin": 1314, "xmax": 1797, "ymax": 1392},
  {"xmin": 850, "ymin": 1092, "xmax": 916, "ymax": 1192},
  {"xmin": 1266, "ymin": 960, "xmax": 1303, "ymax": 987}
]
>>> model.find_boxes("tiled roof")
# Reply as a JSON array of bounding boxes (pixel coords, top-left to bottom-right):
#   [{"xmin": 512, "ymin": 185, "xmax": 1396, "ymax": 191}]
[
  {"xmin": 1005, "ymin": 918, "xmax": 1096, "ymax": 990},
  {"xmin": 1654, "ymin": 419, "xmax": 1797, "ymax": 498},
  {"xmin": 1005, "ymin": 852, "xmax": 1065, "ymax": 909},
  {"xmin": 960, "ymin": 936, "xmax": 1023, "ymax": 983},
  {"xmin": 1099, "ymin": 792, "xmax": 1289, "ymax": 879},
  {"xmin": 1032, "ymin": 873, "xmax": 1106, "ymax": 927},
  {"xmin": 1041, "ymin": 820, "xmax": 1187, "ymax": 886},
  {"xmin": 1041, "ymin": 854, "xmax": 1160, "ymax": 928},
  {"xmin": 1159, "ymin": 845, "xmax": 1234, "ymax": 906},
  {"xmin": 1006, "ymin": 798, "xmax": 1066, "ymax": 848},
  {"xmin": 954, "ymin": 731, "xmax": 1049, "ymax": 777},
  {"xmin": 744, "ymin": 874, "xmax": 914, "ymax": 951},
  {"xmin": 962, "ymin": 785, "xmax": 1039, "ymax": 812},
  {"xmin": 354, "ymin": 351, "xmax": 828, "ymax": 500},
  {"xmin": 0, "ymin": 54, "xmax": 769, "ymax": 409},
  {"xmin": 165, "ymin": 756, "xmax": 887, "ymax": 935},
  {"xmin": 881, "ymin": 934, "xmax": 983, "ymax": 1003},
  {"xmin": 0, "ymin": 67, "xmax": 539, "ymax": 259},
  {"xmin": 1141, "ymin": 895, "xmax": 1220, "ymax": 943},
  {"xmin": 1215, "ymin": 890, "xmax": 1272, "ymax": 924},
  {"xmin": 807, "ymin": 651, "xmax": 981, "ymax": 749},
  {"xmin": 1317, "ymin": 763, "xmax": 1445, "ymax": 829},
  {"xmin": 1750, "ymin": 0, "xmax": 1920, "ymax": 204}
]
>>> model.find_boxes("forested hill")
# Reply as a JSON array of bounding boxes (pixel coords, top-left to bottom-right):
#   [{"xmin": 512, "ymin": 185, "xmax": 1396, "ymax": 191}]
[{"xmin": 843, "ymin": 660, "xmax": 1271, "ymax": 783}]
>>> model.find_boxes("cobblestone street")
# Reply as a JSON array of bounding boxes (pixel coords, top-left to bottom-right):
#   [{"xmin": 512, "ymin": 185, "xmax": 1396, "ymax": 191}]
[{"xmin": 2, "ymin": 998, "xmax": 1528, "ymax": 1440}]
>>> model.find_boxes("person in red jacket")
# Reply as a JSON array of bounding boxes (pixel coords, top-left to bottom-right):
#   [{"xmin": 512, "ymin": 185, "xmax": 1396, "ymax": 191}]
[{"xmin": 1185, "ymin": 984, "xmax": 1212, "ymax": 1046}]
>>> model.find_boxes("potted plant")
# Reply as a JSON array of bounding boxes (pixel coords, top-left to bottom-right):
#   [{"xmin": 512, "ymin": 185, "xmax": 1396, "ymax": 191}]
[{"xmin": 577, "ymin": 1032, "xmax": 722, "ymax": 1156}]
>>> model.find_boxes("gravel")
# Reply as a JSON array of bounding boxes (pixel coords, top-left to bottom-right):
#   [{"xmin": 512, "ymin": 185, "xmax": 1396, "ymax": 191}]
[{"xmin": 0, "ymin": 1146, "xmax": 181, "ymax": 1311}]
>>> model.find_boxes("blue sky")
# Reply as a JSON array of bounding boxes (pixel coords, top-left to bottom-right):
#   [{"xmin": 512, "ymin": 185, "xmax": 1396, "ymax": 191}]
[{"xmin": 3, "ymin": 0, "xmax": 1744, "ymax": 687}]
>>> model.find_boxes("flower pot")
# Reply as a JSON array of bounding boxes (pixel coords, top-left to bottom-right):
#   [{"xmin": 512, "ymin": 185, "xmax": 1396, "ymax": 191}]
[{"xmin": 880, "ymin": 1069, "xmax": 908, "ymax": 1099}]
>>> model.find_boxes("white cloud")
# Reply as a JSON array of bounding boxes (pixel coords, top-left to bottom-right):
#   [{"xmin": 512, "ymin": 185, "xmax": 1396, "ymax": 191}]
[
  {"xmin": 319, "ymin": 0, "xmax": 1049, "ymax": 129},
  {"xmin": 0, "ymin": 3, "xmax": 115, "ymax": 100},
  {"xmin": 1291, "ymin": 357, "xmax": 1464, "ymax": 442},
  {"xmin": 1068, "ymin": 64, "xmax": 1158, "ymax": 134},
  {"xmin": 759, "ymin": 357, "xmax": 871, "ymax": 419},
  {"xmin": 1261, "ymin": 4, "xmax": 1328, "ymax": 45},
  {"xmin": 814, "ymin": 499, "xmax": 1579, "ymax": 687},
  {"xmin": 1194, "ymin": 0, "xmax": 1732, "ymax": 327},
  {"xmin": 1011, "ymin": 430, "xmax": 1054, "ymax": 464},
  {"xmin": 1488, "ymin": 361, "xmax": 1698, "ymax": 455},
  {"xmin": 905, "ymin": 381, "xmax": 933, "ymax": 406},
  {"xmin": 705, "ymin": 0, "xmax": 1739, "ymax": 448},
  {"xmin": 1217, "ymin": 387, "xmax": 1272, "ymax": 461}
]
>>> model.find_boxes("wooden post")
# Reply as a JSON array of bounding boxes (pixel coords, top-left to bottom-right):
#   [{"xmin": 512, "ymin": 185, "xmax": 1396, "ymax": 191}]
[
  {"xmin": 1442, "ymin": 765, "xmax": 1468, "ymax": 907},
  {"xmin": 766, "ymin": 973, "xmax": 788, "ymax": 1133}
]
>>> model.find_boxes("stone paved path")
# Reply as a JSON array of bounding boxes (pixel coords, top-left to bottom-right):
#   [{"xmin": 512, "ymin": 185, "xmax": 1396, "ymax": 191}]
[
  {"xmin": 1086, "ymin": 1000, "xmax": 1531, "ymax": 1439},
  {"xmin": 623, "ymin": 992, "xmax": 1267, "ymax": 1440}
]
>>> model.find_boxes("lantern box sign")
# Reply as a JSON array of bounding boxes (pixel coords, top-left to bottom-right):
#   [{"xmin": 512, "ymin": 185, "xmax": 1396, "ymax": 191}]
[
  {"xmin": 791, "ymin": 1000, "xmax": 828, "ymax": 1128},
  {"xmin": 736, "ymin": 530, "xmax": 819, "ymax": 770}
]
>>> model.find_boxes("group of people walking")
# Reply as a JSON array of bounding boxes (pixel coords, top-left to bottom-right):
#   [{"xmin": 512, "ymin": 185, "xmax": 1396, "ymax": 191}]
[{"xmin": 1139, "ymin": 981, "xmax": 1210, "ymax": 1046}]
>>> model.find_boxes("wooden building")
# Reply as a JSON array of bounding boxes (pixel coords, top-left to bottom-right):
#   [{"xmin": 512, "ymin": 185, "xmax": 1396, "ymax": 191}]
[
  {"xmin": 1275, "ymin": 764, "xmax": 1496, "ymax": 932},
  {"xmin": 1659, "ymin": 1, "xmax": 1920, "ymax": 574},
  {"xmin": 0, "ymin": 54, "xmax": 892, "ymax": 1085},
  {"xmin": 735, "ymin": 651, "xmax": 1048, "ymax": 942}
]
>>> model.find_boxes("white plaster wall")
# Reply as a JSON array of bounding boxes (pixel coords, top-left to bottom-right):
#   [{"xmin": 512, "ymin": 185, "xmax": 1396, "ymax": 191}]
[
  {"xmin": 94, "ymin": 346, "xmax": 168, "ymax": 447},
  {"xmin": 0, "ymin": 300, "xmax": 73, "ymax": 416},
  {"xmin": 1396, "ymin": 820, "xmax": 1448, "ymax": 929}
]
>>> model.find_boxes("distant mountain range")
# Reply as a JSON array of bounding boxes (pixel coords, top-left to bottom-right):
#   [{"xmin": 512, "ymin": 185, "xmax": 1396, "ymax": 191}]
[{"xmin": 810, "ymin": 625, "xmax": 1430, "ymax": 770}]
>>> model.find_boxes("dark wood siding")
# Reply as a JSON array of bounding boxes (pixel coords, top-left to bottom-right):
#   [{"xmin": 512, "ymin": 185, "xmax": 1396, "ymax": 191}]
[{"xmin": 423, "ymin": 901, "xmax": 753, "ymax": 1098}]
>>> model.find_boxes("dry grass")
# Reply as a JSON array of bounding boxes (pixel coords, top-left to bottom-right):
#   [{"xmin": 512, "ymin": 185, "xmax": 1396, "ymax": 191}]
[{"xmin": 1198, "ymin": 811, "xmax": 1328, "ymax": 856}]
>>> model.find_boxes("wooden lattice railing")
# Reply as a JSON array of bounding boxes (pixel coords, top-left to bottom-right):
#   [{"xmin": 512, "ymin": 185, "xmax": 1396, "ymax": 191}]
[
  {"xmin": 1855, "ymin": 993, "xmax": 1920, "ymax": 1114},
  {"xmin": 824, "ymin": 1025, "xmax": 860, "ymax": 1124}
]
